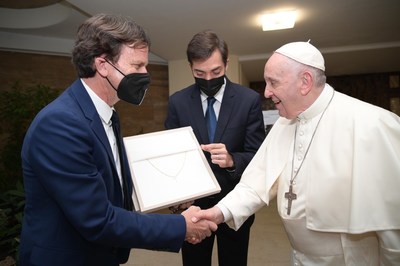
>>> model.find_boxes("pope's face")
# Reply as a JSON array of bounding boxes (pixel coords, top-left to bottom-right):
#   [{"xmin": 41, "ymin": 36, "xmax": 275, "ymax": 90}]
[{"xmin": 263, "ymin": 53, "xmax": 303, "ymax": 119}]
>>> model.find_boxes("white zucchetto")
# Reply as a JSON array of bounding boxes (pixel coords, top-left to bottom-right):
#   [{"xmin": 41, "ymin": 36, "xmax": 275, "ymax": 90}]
[{"xmin": 275, "ymin": 41, "xmax": 325, "ymax": 71}]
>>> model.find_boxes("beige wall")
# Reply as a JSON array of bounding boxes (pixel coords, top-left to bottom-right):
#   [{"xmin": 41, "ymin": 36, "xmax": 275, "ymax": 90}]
[{"xmin": 168, "ymin": 54, "xmax": 247, "ymax": 95}]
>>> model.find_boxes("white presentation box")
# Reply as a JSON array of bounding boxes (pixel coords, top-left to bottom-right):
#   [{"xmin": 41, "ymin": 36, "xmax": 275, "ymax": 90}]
[{"xmin": 123, "ymin": 126, "xmax": 221, "ymax": 213}]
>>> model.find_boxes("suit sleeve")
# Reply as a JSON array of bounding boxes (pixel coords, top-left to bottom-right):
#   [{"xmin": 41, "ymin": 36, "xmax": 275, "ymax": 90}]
[
  {"xmin": 229, "ymin": 94, "xmax": 265, "ymax": 178},
  {"xmin": 165, "ymin": 94, "xmax": 180, "ymax": 129}
]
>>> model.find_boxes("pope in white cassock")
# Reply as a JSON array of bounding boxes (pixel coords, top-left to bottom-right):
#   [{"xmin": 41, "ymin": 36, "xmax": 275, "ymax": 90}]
[{"xmin": 194, "ymin": 41, "xmax": 400, "ymax": 265}]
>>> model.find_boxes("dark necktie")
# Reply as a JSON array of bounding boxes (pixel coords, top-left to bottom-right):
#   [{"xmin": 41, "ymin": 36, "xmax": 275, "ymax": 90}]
[
  {"xmin": 205, "ymin": 96, "xmax": 217, "ymax": 143},
  {"xmin": 111, "ymin": 111, "xmax": 133, "ymax": 211}
]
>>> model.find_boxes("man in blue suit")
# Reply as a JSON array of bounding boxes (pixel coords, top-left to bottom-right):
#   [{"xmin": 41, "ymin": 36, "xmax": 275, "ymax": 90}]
[
  {"xmin": 19, "ymin": 14, "xmax": 216, "ymax": 266},
  {"xmin": 165, "ymin": 31, "xmax": 265, "ymax": 266}
]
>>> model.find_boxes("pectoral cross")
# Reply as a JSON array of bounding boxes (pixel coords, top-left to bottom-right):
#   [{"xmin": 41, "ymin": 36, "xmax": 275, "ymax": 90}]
[{"xmin": 284, "ymin": 184, "xmax": 297, "ymax": 215}]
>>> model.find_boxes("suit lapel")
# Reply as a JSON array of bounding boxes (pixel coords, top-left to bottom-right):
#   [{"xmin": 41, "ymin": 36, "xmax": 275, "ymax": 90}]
[
  {"xmin": 69, "ymin": 80, "xmax": 118, "ymax": 174},
  {"xmin": 189, "ymin": 88, "xmax": 210, "ymax": 144},
  {"xmin": 69, "ymin": 80, "xmax": 132, "ymax": 209},
  {"xmin": 214, "ymin": 82, "xmax": 235, "ymax": 143}
]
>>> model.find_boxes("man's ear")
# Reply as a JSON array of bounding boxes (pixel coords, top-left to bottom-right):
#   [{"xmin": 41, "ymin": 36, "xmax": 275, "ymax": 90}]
[
  {"xmin": 94, "ymin": 57, "xmax": 108, "ymax": 77},
  {"xmin": 300, "ymin": 71, "xmax": 313, "ymax": 96}
]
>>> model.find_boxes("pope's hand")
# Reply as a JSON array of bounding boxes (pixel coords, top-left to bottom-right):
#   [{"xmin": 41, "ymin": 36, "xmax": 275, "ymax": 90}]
[{"xmin": 191, "ymin": 206, "xmax": 225, "ymax": 225}]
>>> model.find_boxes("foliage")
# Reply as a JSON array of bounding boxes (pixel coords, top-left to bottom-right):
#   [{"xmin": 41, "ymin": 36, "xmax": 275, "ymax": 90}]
[
  {"xmin": 0, "ymin": 182, "xmax": 25, "ymax": 262},
  {"xmin": 0, "ymin": 82, "xmax": 61, "ymax": 191},
  {"xmin": 0, "ymin": 82, "xmax": 61, "ymax": 262}
]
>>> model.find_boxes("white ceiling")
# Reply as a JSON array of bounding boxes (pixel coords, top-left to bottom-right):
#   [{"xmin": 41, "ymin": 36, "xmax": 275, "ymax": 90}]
[{"xmin": 1, "ymin": 0, "xmax": 399, "ymax": 82}]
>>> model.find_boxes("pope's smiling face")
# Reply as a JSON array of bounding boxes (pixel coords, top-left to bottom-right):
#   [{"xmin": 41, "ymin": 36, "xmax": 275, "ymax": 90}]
[{"xmin": 263, "ymin": 53, "xmax": 305, "ymax": 119}]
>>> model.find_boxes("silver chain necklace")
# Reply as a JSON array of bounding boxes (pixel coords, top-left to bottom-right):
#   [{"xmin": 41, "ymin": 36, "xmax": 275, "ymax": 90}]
[
  {"xmin": 285, "ymin": 91, "xmax": 335, "ymax": 215},
  {"xmin": 146, "ymin": 152, "xmax": 187, "ymax": 180}
]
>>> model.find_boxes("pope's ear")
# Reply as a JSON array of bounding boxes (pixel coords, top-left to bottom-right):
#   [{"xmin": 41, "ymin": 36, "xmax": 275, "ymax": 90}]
[{"xmin": 300, "ymin": 71, "xmax": 313, "ymax": 96}]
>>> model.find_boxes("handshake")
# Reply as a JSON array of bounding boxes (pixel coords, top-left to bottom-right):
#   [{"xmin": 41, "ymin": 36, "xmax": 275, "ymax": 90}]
[{"xmin": 180, "ymin": 204, "xmax": 224, "ymax": 244}]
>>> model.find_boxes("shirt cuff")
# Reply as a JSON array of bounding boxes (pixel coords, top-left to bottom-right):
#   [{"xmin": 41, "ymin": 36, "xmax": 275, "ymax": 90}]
[{"xmin": 216, "ymin": 202, "xmax": 232, "ymax": 223}]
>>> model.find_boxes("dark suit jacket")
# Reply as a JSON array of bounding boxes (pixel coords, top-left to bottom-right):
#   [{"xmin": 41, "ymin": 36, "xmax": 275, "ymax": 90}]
[
  {"xmin": 165, "ymin": 78, "xmax": 265, "ymax": 207},
  {"xmin": 19, "ymin": 80, "xmax": 186, "ymax": 266}
]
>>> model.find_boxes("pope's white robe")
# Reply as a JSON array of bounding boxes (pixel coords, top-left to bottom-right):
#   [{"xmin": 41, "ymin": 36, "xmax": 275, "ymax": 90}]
[{"xmin": 218, "ymin": 84, "xmax": 400, "ymax": 265}]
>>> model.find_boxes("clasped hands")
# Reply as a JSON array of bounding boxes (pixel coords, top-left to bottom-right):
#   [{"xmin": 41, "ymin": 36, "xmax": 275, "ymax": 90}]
[
  {"xmin": 179, "ymin": 143, "xmax": 230, "ymax": 244},
  {"xmin": 181, "ymin": 206, "xmax": 224, "ymax": 244}
]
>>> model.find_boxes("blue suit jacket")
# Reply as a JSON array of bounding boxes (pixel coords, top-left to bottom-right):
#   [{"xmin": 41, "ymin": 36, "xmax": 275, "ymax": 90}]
[
  {"xmin": 19, "ymin": 80, "xmax": 186, "ymax": 266},
  {"xmin": 165, "ymin": 78, "xmax": 266, "ymax": 204}
]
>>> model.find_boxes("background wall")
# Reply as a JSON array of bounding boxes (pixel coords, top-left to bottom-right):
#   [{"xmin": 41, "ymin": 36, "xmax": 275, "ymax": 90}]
[
  {"xmin": 328, "ymin": 73, "xmax": 400, "ymax": 115},
  {"xmin": 0, "ymin": 51, "xmax": 76, "ymax": 91},
  {"xmin": 0, "ymin": 51, "xmax": 170, "ymax": 136}
]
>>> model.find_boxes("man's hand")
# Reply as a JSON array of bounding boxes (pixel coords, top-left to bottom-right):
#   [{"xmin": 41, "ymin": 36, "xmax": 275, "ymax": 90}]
[
  {"xmin": 182, "ymin": 206, "xmax": 218, "ymax": 244},
  {"xmin": 191, "ymin": 206, "xmax": 225, "ymax": 225},
  {"xmin": 201, "ymin": 143, "xmax": 234, "ymax": 168}
]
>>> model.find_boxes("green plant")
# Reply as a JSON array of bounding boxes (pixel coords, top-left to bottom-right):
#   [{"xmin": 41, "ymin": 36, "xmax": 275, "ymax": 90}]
[
  {"xmin": 0, "ymin": 181, "xmax": 25, "ymax": 262},
  {"xmin": 0, "ymin": 82, "xmax": 61, "ymax": 263},
  {"xmin": 0, "ymin": 82, "xmax": 61, "ymax": 190}
]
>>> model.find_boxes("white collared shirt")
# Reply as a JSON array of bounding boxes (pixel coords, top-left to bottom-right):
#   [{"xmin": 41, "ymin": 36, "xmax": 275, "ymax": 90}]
[{"xmin": 81, "ymin": 79, "xmax": 123, "ymax": 187}]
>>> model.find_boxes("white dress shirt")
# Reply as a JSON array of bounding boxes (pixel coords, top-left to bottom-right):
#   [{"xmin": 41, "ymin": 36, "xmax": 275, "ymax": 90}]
[{"xmin": 81, "ymin": 79, "xmax": 123, "ymax": 187}]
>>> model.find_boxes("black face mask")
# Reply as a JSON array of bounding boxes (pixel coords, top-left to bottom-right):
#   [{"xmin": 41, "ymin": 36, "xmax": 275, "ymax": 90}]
[
  {"xmin": 105, "ymin": 60, "xmax": 150, "ymax": 105},
  {"xmin": 195, "ymin": 75, "xmax": 225, "ymax": 96}
]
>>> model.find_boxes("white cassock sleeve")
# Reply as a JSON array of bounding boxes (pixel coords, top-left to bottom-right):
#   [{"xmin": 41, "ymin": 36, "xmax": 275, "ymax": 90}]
[{"xmin": 217, "ymin": 182, "xmax": 266, "ymax": 230}]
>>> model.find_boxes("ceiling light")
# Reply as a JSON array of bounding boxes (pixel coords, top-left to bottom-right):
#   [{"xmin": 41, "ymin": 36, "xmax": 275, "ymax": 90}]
[{"xmin": 261, "ymin": 11, "xmax": 297, "ymax": 31}]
